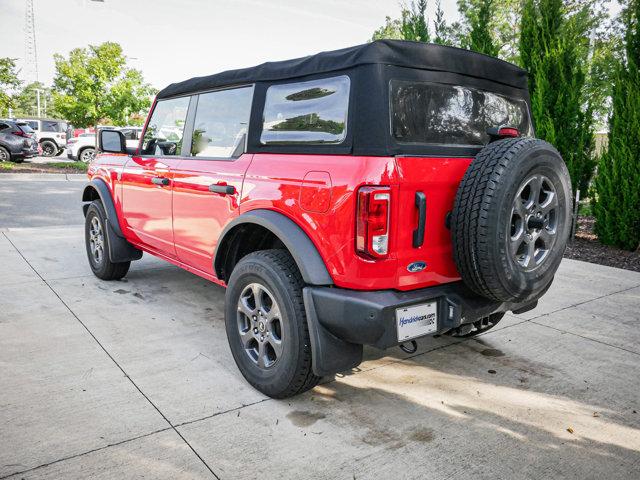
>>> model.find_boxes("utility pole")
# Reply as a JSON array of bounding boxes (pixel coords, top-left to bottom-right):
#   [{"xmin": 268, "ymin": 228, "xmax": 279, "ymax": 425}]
[
  {"xmin": 24, "ymin": 0, "xmax": 39, "ymax": 84},
  {"xmin": 36, "ymin": 88, "xmax": 41, "ymax": 117}
]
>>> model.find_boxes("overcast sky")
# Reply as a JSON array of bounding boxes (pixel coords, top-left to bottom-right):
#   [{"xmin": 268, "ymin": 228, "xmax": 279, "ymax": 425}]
[
  {"xmin": 0, "ymin": 0, "xmax": 460, "ymax": 89},
  {"xmin": 0, "ymin": 0, "xmax": 622, "ymax": 91}
]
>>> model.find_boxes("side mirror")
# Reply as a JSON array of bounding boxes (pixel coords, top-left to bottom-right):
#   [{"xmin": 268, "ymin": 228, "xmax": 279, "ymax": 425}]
[{"xmin": 99, "ymin": 129, "xmax": 126, "ymax": 154}]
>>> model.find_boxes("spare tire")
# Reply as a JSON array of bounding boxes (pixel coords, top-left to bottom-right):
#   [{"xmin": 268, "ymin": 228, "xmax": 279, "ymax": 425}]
[{"xmin": 451, "ymin": 137, "xmax": 572, "ymax": 302}]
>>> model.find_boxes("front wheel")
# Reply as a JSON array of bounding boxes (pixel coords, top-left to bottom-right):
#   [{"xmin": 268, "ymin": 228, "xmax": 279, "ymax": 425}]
[
  {"xmin": 85, "ymin": 201, "xmax": 130, "ymax": 280},
  {"xmin": 225, "ymin": 249, "xmax": 320, "ymax": 398}
]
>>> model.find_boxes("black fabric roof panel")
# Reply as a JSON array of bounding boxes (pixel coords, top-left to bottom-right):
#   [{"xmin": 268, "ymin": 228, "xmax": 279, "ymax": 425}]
[{"xmin": 157, "ymin": 40, "xmax": 528, "ymax": 99}]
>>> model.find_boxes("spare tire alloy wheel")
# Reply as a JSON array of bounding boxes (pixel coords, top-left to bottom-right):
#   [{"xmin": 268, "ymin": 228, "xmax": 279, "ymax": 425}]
[
  {"xmin": 510, "ymin": 174, "xmax": 558, "ymax": 270},
  {"xmin": 451, "ymin": 138, "xmax": 572, "ymax": 303}
]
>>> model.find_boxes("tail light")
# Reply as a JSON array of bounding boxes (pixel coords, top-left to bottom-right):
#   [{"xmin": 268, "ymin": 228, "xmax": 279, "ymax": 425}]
[
  {"xmin": 12, "ymin": 130, "xmax": 28, "ymax": 137},
  {"xmin": 356, "ymin": 186, "xmax": 391, "ymax": 259}
]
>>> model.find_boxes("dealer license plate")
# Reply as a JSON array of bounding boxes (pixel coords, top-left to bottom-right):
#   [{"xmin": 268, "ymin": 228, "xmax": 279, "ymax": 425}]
[{"xmin": 396, "ymin": 302, "xmax": 438, "ymax": 341}]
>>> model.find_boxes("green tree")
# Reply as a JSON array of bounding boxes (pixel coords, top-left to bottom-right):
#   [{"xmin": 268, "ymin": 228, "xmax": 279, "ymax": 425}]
[
  {"xmin": 372, "ymin": 1, "xmax": 430, "ymax": 42},
  {"xmin": 0, "ymin": 58, "xmax": 21, "ymax": 116},
  {"xmin": 52, "ymin": 42, "xmax": 155, "ymax": 128},
  {"xmin": 457, "ymin": 0, "xmax": 521, "ymax": 61},
  {"xmin": 593, "ymin": 0, "xmax": 640, "ymax": 250},
  {"xmin": 13, "ymin": 81, "xmax": 57, "ymax": 117},
  {"xmin": 458, "ymin": 0, "xmax": 499, "ymax": 56},
  {"xmin": 519, "ymin": 0, "xmax": 596, "ymax": 196}
]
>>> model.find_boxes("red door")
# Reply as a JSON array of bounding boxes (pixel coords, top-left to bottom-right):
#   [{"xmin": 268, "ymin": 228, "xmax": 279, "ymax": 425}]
[
  {"xmin": 172, "ymin": 154, "xmax": 252, "ymax": 274},
  {"xmin": 121, "ymin": 156, "xmax": 179, "ymax": 257},
  {"xmin": 171, "ymin": 85, "xmax": 254, "ymax": 275}
]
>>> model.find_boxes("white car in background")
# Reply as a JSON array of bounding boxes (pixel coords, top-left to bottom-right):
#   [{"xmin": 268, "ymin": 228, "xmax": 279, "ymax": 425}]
[{"xmin": 67, "ymin": 127, "xmax": 142, "ymax": 162}]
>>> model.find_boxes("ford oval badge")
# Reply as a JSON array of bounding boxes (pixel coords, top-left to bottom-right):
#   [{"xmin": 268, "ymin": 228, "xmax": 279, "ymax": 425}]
[{"xmin": 407, "ymin": 261, "xmax": 426, "ymax": 273}]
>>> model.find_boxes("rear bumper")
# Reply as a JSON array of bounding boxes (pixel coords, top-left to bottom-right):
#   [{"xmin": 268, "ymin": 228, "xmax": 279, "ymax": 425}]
[{"xmin": 303, "ymin": 281, "xmax": 540, "ymax": 376}]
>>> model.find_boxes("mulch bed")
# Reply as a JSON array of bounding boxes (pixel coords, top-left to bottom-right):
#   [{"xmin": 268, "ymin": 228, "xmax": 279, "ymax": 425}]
[{"xmin": 564, "ymin": 216, "xmax": 640, "ymax": 272}]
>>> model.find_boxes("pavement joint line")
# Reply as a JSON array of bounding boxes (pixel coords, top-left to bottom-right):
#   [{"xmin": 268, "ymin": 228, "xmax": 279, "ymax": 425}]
[
  {"xmin": 1, "ymin": 232, "xmax": 221, "ymax": 480},
  {"xmin": 1, "ymin": 397, "xmax": 276, "ymax": 479},
  {"xmin": 0, "ymin": 427, "xmax": 173, "ymax": 480},
  {"xmin": 529, "ymin": 320, "xmax": 640, "ymax": 357}
]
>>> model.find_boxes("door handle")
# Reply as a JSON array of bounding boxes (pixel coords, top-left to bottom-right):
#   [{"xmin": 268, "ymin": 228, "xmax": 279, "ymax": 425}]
[
  {"xmin": 413, "ymin": 191, "xmax": 426, "ymax": 248},
  {"xmin": 151, "ymin": 176, "xmax": 170, "ymax": 186},
  {"xmin": 209, "ymin": 184, "xmax": 236, "ymax": 195}
]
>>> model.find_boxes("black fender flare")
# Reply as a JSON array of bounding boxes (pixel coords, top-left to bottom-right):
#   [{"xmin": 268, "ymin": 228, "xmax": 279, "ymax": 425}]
[
  {"xmin": 82, "ymin": 179, "xmax": 142, "ymax": 263},
  {"xmin": 214, "ymin": 209, "xmax": 333, "ymax": 286},
  {"xmin": 82, "ymin": 179, "xmax": 124, "ymax": 237}
]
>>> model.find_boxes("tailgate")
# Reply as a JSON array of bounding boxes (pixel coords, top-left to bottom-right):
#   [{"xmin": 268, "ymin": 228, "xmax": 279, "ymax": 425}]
[{"xmin": 393, "ymin": 156, "xmax": 472, "ymax": 290}]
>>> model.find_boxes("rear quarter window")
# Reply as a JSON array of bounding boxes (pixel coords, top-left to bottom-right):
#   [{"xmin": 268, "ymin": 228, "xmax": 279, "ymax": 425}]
[
  {"xmin": 261, "ymin": 76, "xmax": 350, "ymax": 145},
  {"xmin": 390, "ymin": 80, "xmax": 533, "ymax": 146}
]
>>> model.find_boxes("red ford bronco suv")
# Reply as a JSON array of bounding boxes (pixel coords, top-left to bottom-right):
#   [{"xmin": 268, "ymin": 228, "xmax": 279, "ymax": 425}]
[{"xmin": 83, "ymin": 40, "xmax": 571, "ymax": 398}]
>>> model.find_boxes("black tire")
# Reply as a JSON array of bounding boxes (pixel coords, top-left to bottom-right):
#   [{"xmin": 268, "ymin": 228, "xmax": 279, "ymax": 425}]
[
  {"xmin": 40, "ymin": 140, "xmax": 57, "ymax": 157},
  {"xmin": 0, "ymin": 146, "xmax": 11, "ymax": 162},
  {"xmin": 451, "ymin": 138, "xmax": 572, "ymax": 302},
  {"xmin": 57, "ymin": 148, "xmax": 65, "ymax": 156},
  {"xmin": 79, "ymin": 147, "xmax": 95, "ymax": 163},
  {"xmin": 85, "ymin": 201, "xmax": 130, "ymax": 280},
  {"xmin": 225, "ymin": 249, "xmax": 320, "ymax": 398}
]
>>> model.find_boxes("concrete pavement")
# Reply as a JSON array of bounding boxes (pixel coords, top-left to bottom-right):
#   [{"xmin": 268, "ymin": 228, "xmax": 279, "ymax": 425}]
[{"xmin": 0, "ymin": 177, "xmax": 639, "ymax": 479}]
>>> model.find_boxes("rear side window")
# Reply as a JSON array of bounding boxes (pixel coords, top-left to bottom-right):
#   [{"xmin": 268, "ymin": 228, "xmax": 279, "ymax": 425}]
[
  {"xmin": 141, "ymin": 96, "xmax": 190, "ymax": 156},
  {"xmin": 390, "ymin": 80, "xmax": 532, "ymax": 146},
  {"xmin": 42, "ymin": 121, "xmax": 62, "ymax": 132},
  {"xmin": 261, "ymin": 76, "xmax": 349, "ymax": 145},
  {"xmin": 0, "ymin": 123, "xmax": 9, "ymax": 131},
  {"xmin": 191, "ymin": 86, "xmax": 253, "ymax": 158},
  {"xmin": 18, "ymin": 124, "xmax": 34, "ymax": 134}
]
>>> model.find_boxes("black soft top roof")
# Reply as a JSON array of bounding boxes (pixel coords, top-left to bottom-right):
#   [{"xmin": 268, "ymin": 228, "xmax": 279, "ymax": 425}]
[{"xmin": 157, "ymin": 39, "xmax": 528, "ymax": 99}]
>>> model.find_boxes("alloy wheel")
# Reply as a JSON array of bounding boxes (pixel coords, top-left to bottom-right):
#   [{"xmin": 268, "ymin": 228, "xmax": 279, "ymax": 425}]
[
  {"xmin": 80, "ymin": 149, "xmax": 95, "ymax": 163},
  {"xmin": 508, "ymin": 174, "xmax": 558, "ymax": 270},
  {"xmin": 237, "ymin": 283, "xmax": 283, "ymax": 369},
  {"xmin": 89, "ymin": 215, "xmax": 105, "ymax": 265},
  {"xmin": 0, "ymin": 149, "xmax": 8, "ymax": 162}
]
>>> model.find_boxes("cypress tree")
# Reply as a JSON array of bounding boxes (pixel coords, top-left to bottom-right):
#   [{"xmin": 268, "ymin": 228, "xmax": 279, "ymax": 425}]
[
  {"xmin": 593, "ymin": 0, "xmax": 640, "ymax": 250},
  {"xmin": 519, "ymin": 0, "xmax": 595, "ymax": 196}
]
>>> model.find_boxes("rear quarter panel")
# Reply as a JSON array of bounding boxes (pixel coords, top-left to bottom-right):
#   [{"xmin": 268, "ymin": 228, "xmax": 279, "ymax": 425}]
[{"xmin": 241, "ymin": 153, "xmax": 400, "ymax": 290}]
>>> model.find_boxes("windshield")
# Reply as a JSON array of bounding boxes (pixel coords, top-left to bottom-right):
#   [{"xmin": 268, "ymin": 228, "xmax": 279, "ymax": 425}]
[{"xmin": 390, "ymin": 80, "xmax": 533, "ymax": 147}]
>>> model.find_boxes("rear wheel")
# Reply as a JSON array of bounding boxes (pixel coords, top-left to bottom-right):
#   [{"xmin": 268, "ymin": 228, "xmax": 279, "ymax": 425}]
[
  {"xmin": 40, "ymin": 140, "xmax": 57, "ymax": 157},
  {"xmin": 79, "ymin": 147, "xmax": 95, "ymax": 163},
  {"xmin": 85, "ymin": 201, "xmax": 130, "ymax": 280},
  {"xmin": 225, "ymin": 249, "xmax": 320, "ymax": 398},
  {"xmin": 0, "ymin": 146, "xmax": 11, "ymax": 162}
]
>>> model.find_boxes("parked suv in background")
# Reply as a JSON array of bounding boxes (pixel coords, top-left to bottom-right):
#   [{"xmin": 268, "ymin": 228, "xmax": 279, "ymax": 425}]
[
  {"xmin": 68, "ymin": 126, "xmax": 142, "ymax": 162},
  {"xmin": 0, "ymin": 120, "xmax": 39, "ymax": 162},
  {"xmin": 83, "ymin": 40, "xmax": 572, "ymax": 398},
  {"xmin": 17, "ymin": 118, "xmax": 69, "ymax": 156}
]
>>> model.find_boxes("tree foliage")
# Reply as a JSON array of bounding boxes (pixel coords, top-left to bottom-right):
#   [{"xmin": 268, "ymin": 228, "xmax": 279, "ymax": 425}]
[
  {"xmin": 52, "ymin": 42, "xmax": 156, "ymax": 128},
  {"xmin": 458, "ymin": 0, "xmax": 499, "ymax": 56},
  {"xmin": 372, "ymin": 1, "xmax": 429, "ymax": 42},
  {"xmin": 12, "ymin": 81, "xmax": 59, "ymax": 118},
  {"xmin": 519, "ymin": 0, "xmax": 596, "ymax": 195},
  {"xmin": 0, "ymin": 58, "xmax": 21, "ymax": 116},
  {"xmin": 593, "ymin": 0, "xmax": 640, "ymax": 250}
]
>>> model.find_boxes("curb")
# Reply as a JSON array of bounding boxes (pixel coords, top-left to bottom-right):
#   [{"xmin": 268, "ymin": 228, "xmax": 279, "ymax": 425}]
[{"xmin": 0, "ymin": 173, "xmax": 86, "ymax": 181}]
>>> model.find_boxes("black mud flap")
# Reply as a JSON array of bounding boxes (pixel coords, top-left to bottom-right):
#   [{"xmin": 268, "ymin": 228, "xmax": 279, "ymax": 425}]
[
  {"xmin": 303, "ymin": 288, "xmax": 363, "ymax": 377},
  {"xmin": 105, "ymin": 218, "xmax": 143, "ymax": 263}
]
